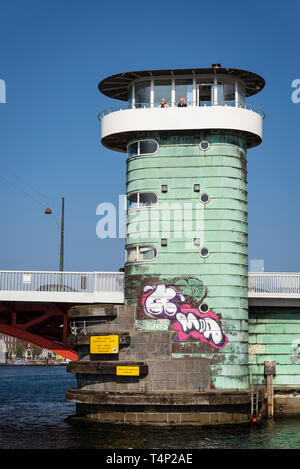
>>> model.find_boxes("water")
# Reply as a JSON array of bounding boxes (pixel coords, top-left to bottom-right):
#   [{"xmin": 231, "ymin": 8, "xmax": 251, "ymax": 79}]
[{"xmin": 0, "ymin": 365, "xmax": 300, "ymax": 449}]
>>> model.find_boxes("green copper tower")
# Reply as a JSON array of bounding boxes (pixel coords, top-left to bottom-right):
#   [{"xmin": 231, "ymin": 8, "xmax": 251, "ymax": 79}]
[{"xmin": 99, "ymin": 64, "xmax": 265, "ymax": 390}]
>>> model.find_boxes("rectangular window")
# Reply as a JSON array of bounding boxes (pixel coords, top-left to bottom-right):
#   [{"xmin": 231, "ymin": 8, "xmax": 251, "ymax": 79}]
[
  {"xmin": 196, "ymin": 79, "xmax": 213, "ymax": 105},
  {"xmin": 194, "ymin": 238, "xmax": 200, "ymax": 247},
  {"xmin": 223, "ymin": 83, "xmax": 235, "ymax": 102}
]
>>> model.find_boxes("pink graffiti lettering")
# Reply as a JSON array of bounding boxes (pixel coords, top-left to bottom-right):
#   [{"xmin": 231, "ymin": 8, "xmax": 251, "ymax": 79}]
[{"xmin": 142, "ymin": 284, "xmax": 228, "ymax": 349}]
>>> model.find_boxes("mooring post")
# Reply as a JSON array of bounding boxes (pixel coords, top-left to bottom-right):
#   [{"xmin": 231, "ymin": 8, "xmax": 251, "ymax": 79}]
[{"xmin": 264, "ymin": 361, "xmax": 276, "ymax": 418}]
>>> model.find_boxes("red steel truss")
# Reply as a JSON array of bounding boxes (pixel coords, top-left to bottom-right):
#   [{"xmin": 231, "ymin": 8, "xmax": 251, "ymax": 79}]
[{"xmin": 0, "ymin": 301, "xmax": 78, "ymax": 361}]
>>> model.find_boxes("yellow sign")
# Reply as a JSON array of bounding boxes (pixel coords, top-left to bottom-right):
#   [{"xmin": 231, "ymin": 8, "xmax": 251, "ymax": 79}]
[
  {"xmin": 116, "ymin": 366, "xmax": 140, "ymax": 376},
  {"xmin": 90, "ymin": 335, "xmax": 119, "ymax": 354}
]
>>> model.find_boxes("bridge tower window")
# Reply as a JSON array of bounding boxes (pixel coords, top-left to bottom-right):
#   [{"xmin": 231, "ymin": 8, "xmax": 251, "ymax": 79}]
[
  {"xmin": 126, "ymin": 245, "xmax": 157, "ymax": 263},
  {"xmin": 127, "ymin": 139, "xmax": 158, "ymax": 157},
  {"xmin": 127, "ymin": 192, "xmax": 158, "ymax": 209}
]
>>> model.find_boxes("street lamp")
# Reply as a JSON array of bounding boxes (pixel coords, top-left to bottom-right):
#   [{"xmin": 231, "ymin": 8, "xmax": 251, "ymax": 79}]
[{"xmin": 44, "ymin": 197, "xmax": 64, "ymax": 272}]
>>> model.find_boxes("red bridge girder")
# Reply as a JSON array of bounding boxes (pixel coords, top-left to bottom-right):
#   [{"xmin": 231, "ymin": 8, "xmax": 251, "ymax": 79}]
[{"xmin": 0, "ymin": 301, "xmax": 78, "ymax": 361}]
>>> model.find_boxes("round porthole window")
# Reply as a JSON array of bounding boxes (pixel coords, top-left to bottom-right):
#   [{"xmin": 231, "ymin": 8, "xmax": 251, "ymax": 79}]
[
  {"xmin": 199, "ymin": 303, "xmax": 209, "ymax": 313},
  {"xmin": 199, "ymin": 140, "xmax": 210, "ymax": 151},
  {"xmin": 200, "ymin": 247, "xmax": 210, "ymax": 258},
  {"xmin": 199, "ymin": 193, "xmax": 210, "ymax": 204}
]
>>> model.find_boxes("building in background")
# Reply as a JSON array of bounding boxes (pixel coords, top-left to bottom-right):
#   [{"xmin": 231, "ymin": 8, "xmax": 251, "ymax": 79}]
[
  {"xmin": 249, "ymin": 259, "xmax": 265, "ymax": 272},
  {"xmin": 0, "ymin": 334, "xmax": 17, "ymax": 359}
]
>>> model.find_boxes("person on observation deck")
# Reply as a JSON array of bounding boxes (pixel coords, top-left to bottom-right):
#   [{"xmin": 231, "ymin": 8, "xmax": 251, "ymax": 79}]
[
  {"xmin": 158, "ymin": 98, "xmax": 169, "ymax": 108},
  {"xmin": 178, "ymin": 97, "xmax": 187, "ymax": 107}
]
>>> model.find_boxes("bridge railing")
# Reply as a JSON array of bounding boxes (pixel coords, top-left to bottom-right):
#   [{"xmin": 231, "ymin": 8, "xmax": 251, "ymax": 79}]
[
  {"xmin": 0, "ymin": 271, "xmax": 125, "ymax": 293},
  {"xmin": 248, "ymin": 273, "xmax": 300, "ymax": 295},
  {"xmin": 1, "ymin": 271, "xmax": 300, "ymax": 297}
]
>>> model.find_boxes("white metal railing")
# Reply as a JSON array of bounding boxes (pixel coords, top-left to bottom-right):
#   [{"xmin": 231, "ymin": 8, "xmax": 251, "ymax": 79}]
[
  {"xmin": 248, "ymin": 273, "xmax": 300, "ymax": 295},
  {"xmin": 0, "ymin": 271, "xmax": 124, "ymax": 293},
  {"xmin": 1, "ymin": 271, "xmax": 299, "ymax": 297},
  {"xmin": 70, "ymin": 319, "xmax": 108, "ymax": 335},
  {"xmin": 98, "ymin": 101, "xmax": 265, "ymax": 121}
]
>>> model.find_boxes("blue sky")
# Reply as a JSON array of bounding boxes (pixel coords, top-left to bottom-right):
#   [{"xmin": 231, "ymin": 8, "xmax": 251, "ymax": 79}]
[{"xmin": 0, "ymin": 0, "xmax": 299, "ymax": 272}]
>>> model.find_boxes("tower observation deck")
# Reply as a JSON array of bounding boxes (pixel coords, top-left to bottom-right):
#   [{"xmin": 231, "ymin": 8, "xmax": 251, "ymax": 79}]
[{"xmin": 99, "ymin": 64, "xmax": 264, "ymax": 151}]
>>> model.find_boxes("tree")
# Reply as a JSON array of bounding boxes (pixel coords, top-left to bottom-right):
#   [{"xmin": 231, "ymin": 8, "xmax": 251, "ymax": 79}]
[
  {"xmin": 15, "ymin": 340, "xmax": 27, "ymax": 358},
  {"xmin": 31, "ymin": 344, "xmax": 43, "ymax": 359}
]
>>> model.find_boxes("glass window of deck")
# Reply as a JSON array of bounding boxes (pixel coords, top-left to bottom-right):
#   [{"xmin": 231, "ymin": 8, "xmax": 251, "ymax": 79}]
[
  {"xmin": 175, "ymin": 79, "xmax": 193, "ymax": 106},
  {"xmin": 135, "ymin": 81, "xmax": 150, "ymax": 107},
  {"xmin": 212, "ymin": 82, "xmax": 223, "ymax": 105},
  {"xmin": 128, "ymin": 75, "xmax": 247, "ymax": 109},
  {"xmin": 128, "ymin": 84, "xmax": 133, "ymax": 105},
  {"xmin": 223, "ymin": 82, "xmax": 235, "ymax": 103},
  {"xmin": 154, "ymin": 80, "xmax": 172, "ymax": 107},
  {"xmin": 236, "ymin": 80, "xmax": 246, "ymax": 107},
  {"xmin": 196, "ymin": 78, "xmax": 213, "ymax": 105}
]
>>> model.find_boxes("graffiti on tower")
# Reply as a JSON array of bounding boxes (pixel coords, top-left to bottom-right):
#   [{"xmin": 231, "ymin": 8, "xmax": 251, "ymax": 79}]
[{"xmin": 141, "ymin": 282, "xmax": 228, "ymax": 349}]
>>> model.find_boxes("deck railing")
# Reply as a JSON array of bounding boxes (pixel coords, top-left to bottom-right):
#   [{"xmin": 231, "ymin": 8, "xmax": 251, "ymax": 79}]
[
  {"xmin": 0, "ymin": 271, "xmax": 125, "ymax": 293},
  {"xmin": 98, "ymin": 101, "xmax": 265, "ymax": 120}
]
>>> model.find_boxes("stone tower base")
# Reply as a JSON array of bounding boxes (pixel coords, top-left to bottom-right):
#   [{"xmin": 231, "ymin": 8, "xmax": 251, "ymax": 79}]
[
  {"xmin": 65, "ymin": 304, "xmax": 265, "ymax": 426},
  {"xmin": 66, "ymin": 389, "xmax": 264, "ymax": 426}
]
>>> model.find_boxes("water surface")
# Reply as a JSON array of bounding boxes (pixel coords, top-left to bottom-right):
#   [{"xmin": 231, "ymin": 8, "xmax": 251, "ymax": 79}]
[{"xmin": 0, "ymin": 366, "xmax": 299, "ymax": 449}]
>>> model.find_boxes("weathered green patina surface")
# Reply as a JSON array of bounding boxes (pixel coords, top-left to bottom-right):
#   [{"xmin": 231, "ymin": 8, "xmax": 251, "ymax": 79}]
[
  {"xmin": 125, "ymin": 132, "xmax": 249, "ymax": 389},
  {"xmin": 249, "ymin": 307, "xmax": 300, "ymax": 386}
]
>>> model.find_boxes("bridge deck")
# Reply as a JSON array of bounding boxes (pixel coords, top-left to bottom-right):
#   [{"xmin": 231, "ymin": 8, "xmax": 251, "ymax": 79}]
[
  {"xmin": 0, "ymin": 271, "xmax": 299, "ymax": 361},
  {"xmin": 0, "ymin": 271, "xmax": 125, "ymax": 303}
]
